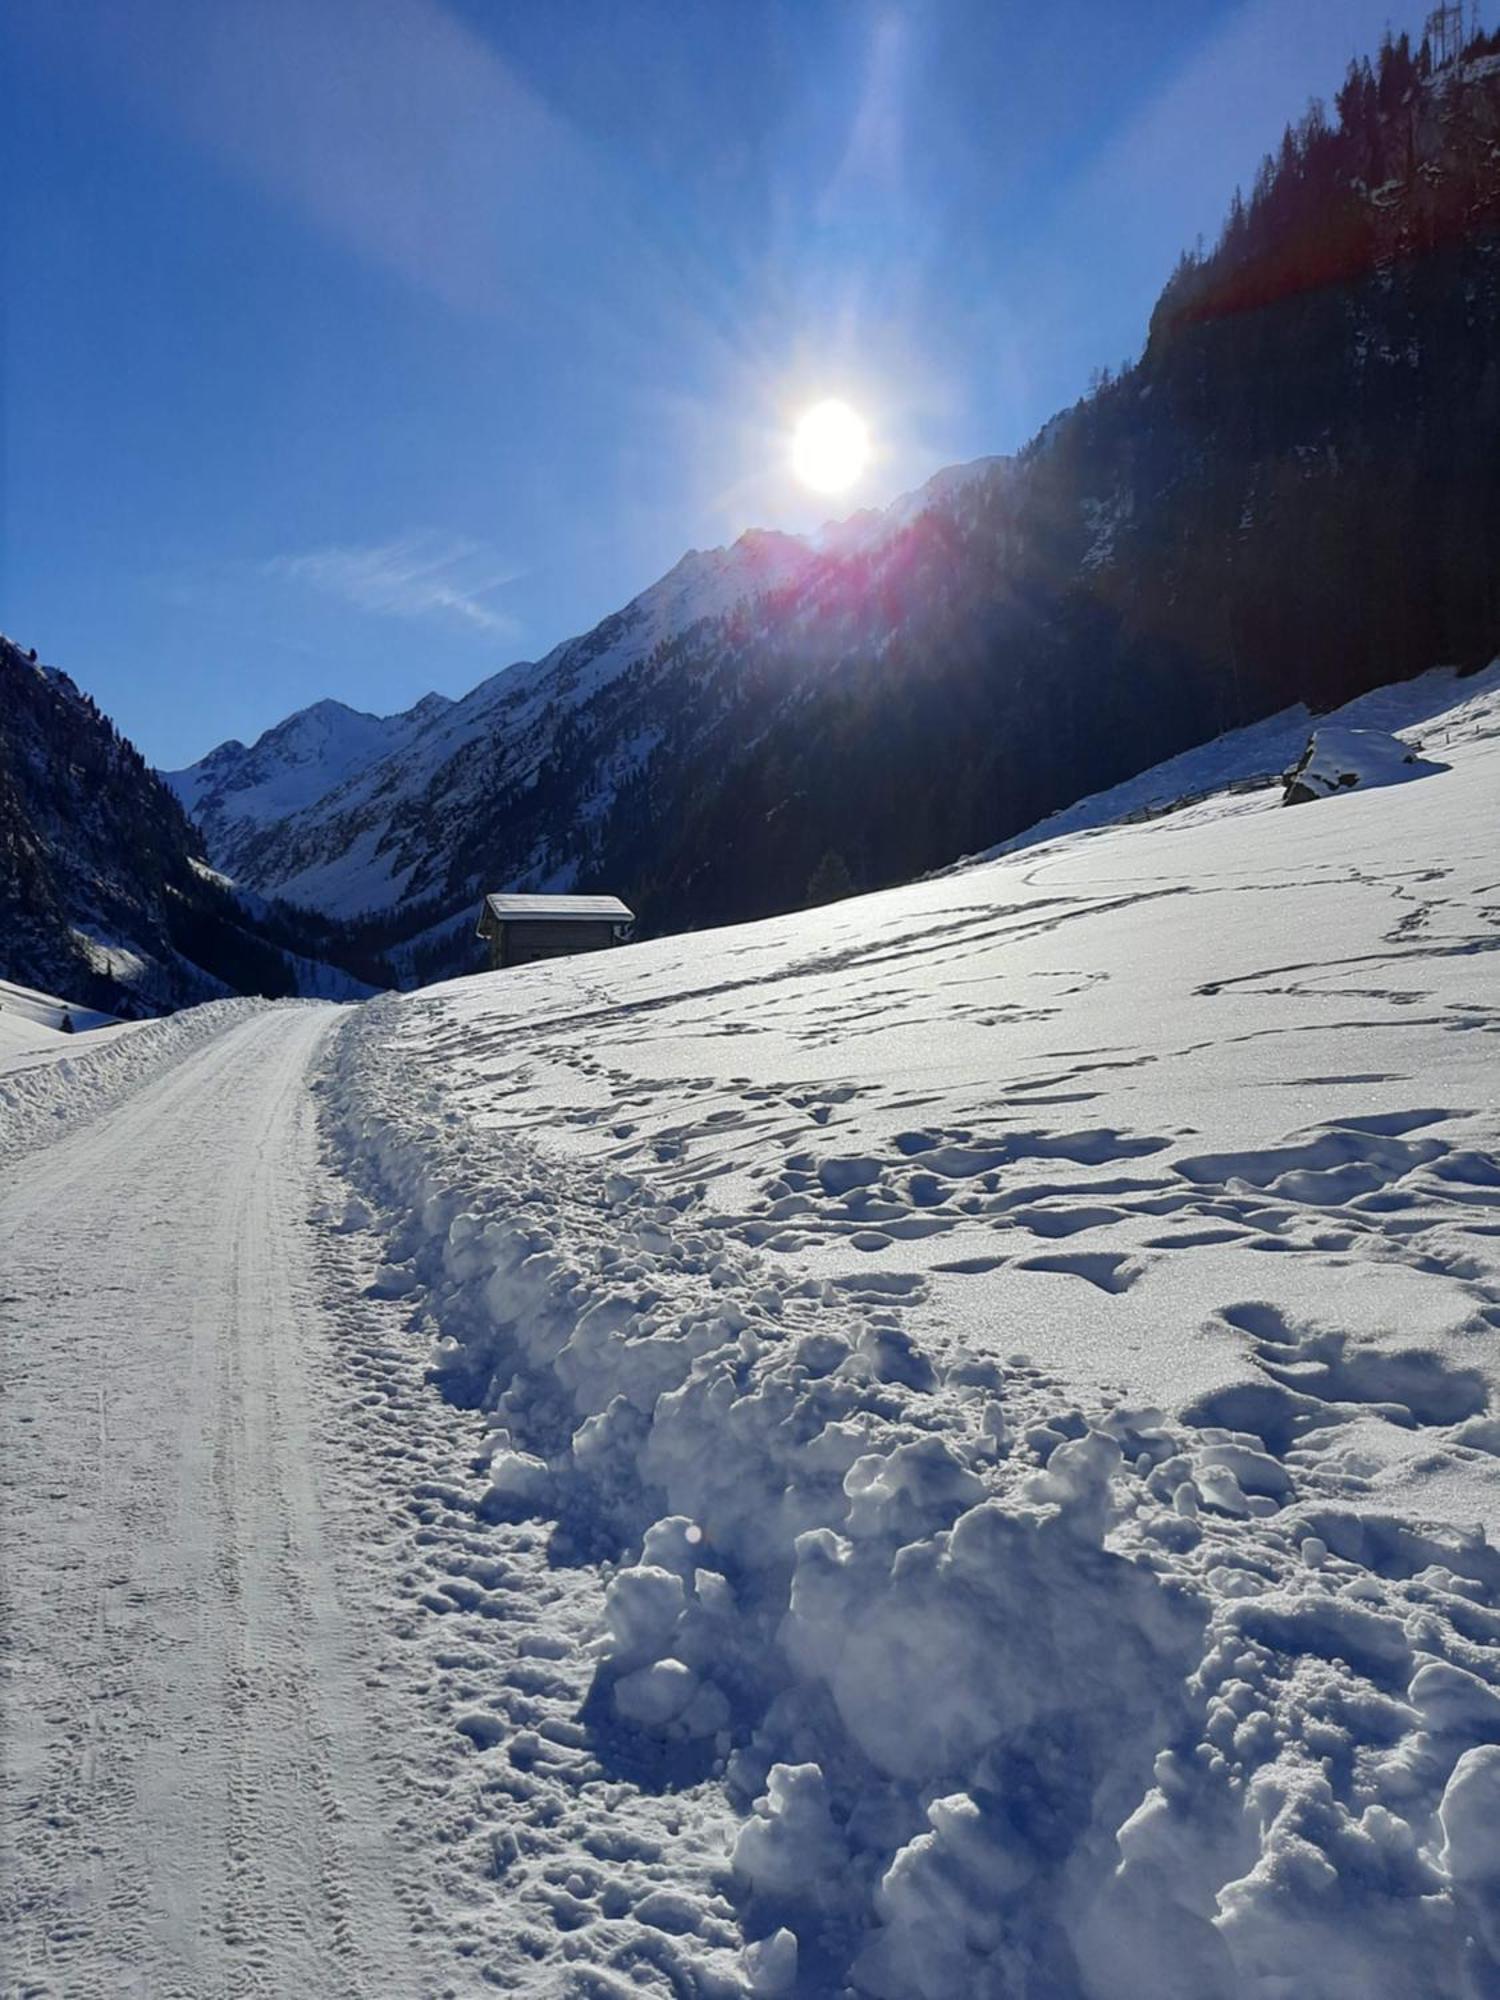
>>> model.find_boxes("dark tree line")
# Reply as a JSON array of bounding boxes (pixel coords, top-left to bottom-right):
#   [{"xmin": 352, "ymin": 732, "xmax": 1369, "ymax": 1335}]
[
  {"xmin": 0, "ymin": 636, "xmax": 394, "ymax": 1014},
  {"xmin": 583, "ymin": 30, "xmax": 1500, "ymax": 938}
]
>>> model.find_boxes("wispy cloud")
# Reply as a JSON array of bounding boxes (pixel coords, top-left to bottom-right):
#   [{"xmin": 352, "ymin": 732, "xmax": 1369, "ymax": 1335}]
[
  {"xmin": 267, "ymin": 532, "xmax": 522, "ymax": 636},
  {"xmin": 12, "ymin": 0, "xmax": 636, "ymax": 327}
]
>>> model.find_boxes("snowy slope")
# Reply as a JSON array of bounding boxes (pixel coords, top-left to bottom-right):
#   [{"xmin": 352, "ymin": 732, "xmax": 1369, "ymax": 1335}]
[
  {"xmin": 168, "ymin": 691, "xmax": 454, "ymax": 847},
  {"xmin": 955, "ymin": 660, "xmax": 1494, "ymax": 867},
  {"xmin": 310, "ymin": 662, "xmax": 1500, "ymax": 1995},
  {"xmin": 0, "ymin": 974, "xmax": 119, "ymax": 1037},
  {"xmin": 0, "ymin": 1006, "xmax": 62, "ymax": 1061},
  {"xmin": 161, "ymin": 461, "xmax": 1010, "ymax": 927}
]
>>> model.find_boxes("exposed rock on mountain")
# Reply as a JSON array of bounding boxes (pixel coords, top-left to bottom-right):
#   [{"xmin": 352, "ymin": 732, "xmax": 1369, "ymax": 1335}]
[{"xmin": 1282, "ymin": 724, "xmax": 1441, "ymax": 803}]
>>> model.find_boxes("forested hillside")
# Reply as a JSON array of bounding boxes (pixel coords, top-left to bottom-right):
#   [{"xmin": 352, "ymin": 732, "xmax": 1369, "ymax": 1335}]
[
  {"xmin": 168, "ymin": 26, "xmax": 1500, "ymax": 980},
  {"xmin": 0, "ymin": 635, "xmax": 385, "ymax": 1014},
  {"xmin": 585, "ymin": 28, "xmax": 1500, "ymax": 937}
]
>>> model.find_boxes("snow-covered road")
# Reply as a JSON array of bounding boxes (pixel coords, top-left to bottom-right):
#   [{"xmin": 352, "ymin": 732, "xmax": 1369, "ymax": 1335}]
[
  {"xmin": 3, "ymin": 664, "xmax": 1499, "ymax": 2000},
  {"xmin": 1, "ymin": 1007, "xmax": 425, "ymax": 1999}
]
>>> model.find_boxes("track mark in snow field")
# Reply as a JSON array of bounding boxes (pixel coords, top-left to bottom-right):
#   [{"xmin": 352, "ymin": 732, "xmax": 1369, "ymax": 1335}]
[
  {"xmin": 1015, "ymin": 1249, "xmax": 1147, "ymax": 1293},
  {"xmin": 1220, "ymin": 1300, "xmax": 1489, "ymax": 1430},
  {"xmin": 0, "ymin": 1007, "xmax": 429, "ymax": 1999}
]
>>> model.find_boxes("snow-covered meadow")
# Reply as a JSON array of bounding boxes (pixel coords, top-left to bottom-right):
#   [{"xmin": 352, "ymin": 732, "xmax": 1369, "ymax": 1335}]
[
  {"xmin": 317, "ymin": 662, "xmax": 1500, "ymax": 1995},
  {"xmin": 0, "ymin": 975, "xmax": 120, "ymax": 1060}
]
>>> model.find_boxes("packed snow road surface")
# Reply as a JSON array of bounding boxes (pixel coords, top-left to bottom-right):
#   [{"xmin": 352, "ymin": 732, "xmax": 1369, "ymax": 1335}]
[{"xmin": 0, "ymin": 1006, "xmax": 427, "ymax": 2000}]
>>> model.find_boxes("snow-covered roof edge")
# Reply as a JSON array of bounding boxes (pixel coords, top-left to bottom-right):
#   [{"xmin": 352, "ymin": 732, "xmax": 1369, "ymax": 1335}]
[{"xmin": 482, "ymin": 892, "xmax": 634, "ymax": 924}]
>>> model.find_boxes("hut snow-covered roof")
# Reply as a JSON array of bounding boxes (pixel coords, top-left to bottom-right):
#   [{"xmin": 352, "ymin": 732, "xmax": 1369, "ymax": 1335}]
[{"xmin": 479, "ymin": 892, "xmax": 634, "ymax": 927}]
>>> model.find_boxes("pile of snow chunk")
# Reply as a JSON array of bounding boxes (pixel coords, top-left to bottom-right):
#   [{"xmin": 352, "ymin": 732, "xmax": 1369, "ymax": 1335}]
[
  {"xmin": 775, "ymin": 1468, "xmax": 1206, "ymax": 1996},
  {"xmin": 0, "ymin": 996, "xmax": 267, "ymax": 1156},
  {"xmin": 1282, "ymin": 723, "xmax": 1443, "ymax": 804},
  {"xmin": 601, "ymin": 1540, "xmax": 737, "ymax": 1739},
  {"xmin": 321, "ymin": 994, "xmax": 1500, "ymax": 1999}
]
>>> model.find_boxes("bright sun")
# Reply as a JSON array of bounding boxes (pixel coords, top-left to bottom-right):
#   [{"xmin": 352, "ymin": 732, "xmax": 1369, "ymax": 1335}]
[{"xmin": 791, "ymin": 398, "xmax": 870, "ymax": 493}]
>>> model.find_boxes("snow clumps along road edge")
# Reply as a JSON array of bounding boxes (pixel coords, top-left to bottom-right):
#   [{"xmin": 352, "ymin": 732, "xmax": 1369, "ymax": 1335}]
[
  {"xmin": 322, "ymin": 994, "xmax": 1500, "ymax": 2000},
  {"xmin": 0, "ymin": 997, "xmax": 272, "ymax": 1159}
]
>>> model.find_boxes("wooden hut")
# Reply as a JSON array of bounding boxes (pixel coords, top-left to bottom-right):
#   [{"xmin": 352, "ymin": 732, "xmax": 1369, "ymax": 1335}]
[{"xmin": 476, "ymin": 892, "xmax": 634, "ymax": 971}]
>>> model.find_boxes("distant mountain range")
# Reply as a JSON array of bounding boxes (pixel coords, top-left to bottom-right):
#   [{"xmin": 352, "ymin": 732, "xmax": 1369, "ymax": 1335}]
[
  {"xmin": 162, "ymin": 463, "xmax": 1008, "ymax": 970},
  {"xmin": 7, "ymin": 27, "xmax": 1497, "ymax": 1012}
]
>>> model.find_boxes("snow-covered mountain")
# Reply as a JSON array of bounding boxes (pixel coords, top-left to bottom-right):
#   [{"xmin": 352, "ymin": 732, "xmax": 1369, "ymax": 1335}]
[
  {"xmin": 162, "ymin": 463, "xmax": 1002, "ymax": 930},
  {"xmin": 159, "ymin": 35, "xmax": 1500, "ymax": 1002},
  {"xmin": 165, "ymin": 40, "xmax": 1500, "ymax": 987},
  {"xmin": 171, "ymin": 689, "xmax": 455, "ymax": 847},
  {"xmin": 0, "ymin": 633, "xmax": 377, "ymax": 1015}
]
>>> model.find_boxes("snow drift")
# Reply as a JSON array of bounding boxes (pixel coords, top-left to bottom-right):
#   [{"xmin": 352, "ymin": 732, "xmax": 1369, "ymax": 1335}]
[
  {"xmin": 318, "ymin": 662, "xmax": 1500, "ymax": 1996},
  {"xmin": 0, "ymin": 997, "xmax": 269, "ymax": 1157},
  {"xmin": 1283, "ymin": 723, "xmax": 1444, "ymax": 804}
]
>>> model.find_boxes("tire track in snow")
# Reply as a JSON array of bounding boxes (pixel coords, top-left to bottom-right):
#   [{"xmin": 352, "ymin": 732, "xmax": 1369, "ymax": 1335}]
[{"xmin": 0, "ymin": 1006, "xmax": 430, "ymax": 1999}]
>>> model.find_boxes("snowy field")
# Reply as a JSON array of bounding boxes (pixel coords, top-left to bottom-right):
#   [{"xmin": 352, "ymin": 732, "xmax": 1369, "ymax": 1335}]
[
  {"xmin": 0, "ymin": 976, "xmax": 119, "ymax": 1061},
  {"xmin": 321, "ymin": 664, "xmax": 1500, "ymax": 1995},
  {"xmin": 4, "ymin": 664, "xmax": 1499, "ymax": 1997}
]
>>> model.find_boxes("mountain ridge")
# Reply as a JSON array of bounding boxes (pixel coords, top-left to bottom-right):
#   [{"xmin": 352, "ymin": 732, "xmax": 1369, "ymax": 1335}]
[
  {"xmin": 0, "ymin": 633, "xmax": 387, "ymax": 1015},
  {"xmin": 164, "ymin": 452, "xmax": 1010, "ymax": 846},
  {"xmin": 160, "ymin": 455, "xmax": 1013, "ymax": 933},
  {"xmin": 135, "ymin": 33, "xmax": 1500, "ymax": 986}
]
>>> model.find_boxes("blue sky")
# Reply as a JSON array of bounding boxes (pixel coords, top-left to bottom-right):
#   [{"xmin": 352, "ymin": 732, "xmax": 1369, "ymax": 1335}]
[{"xmin": 2, "ymin": 0, "xmax": 1432, "ymax": 769}]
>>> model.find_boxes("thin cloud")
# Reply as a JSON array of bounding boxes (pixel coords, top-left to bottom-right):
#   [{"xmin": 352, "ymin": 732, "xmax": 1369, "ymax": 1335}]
[
  {"xmin": 267, "ymin": 533, "xmax": 523, "ymax": 637},
  {"xmin": 820, "ymin": 10, "xmax": 911, "ymax": 221},
  {"xmin": 11, "ymin": 0, "xmax": 633, "ymax": 326}
]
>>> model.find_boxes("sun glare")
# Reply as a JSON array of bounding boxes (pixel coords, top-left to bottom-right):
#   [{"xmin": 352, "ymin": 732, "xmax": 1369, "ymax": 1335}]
[{"xmin": 791, "ymin": 398, "xmax": 870, "ymax": 493}]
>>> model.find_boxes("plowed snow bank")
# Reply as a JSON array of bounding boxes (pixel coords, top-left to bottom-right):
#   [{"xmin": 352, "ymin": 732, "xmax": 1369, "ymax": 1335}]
[{"xmin": 0, "ymin": 998, "xmax": 269, "ymax": 1156}]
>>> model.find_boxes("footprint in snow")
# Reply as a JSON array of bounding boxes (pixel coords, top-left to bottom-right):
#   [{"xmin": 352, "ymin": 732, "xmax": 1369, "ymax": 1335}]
[{"xmin": 1014, "ymin": 1250, "xmax": 1146, "ymax": 1294}]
